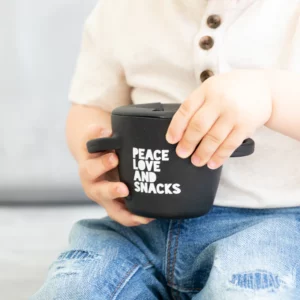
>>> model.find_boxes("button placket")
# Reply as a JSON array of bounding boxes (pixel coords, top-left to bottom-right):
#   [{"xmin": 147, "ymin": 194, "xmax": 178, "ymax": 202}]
[
  {"xmin": 200, "ymin": 70, "xmax": 214, "ymax": 83},
  {"xmin": 207, "ymin": 15, "xmax": 222, "ymax": 29},
  {"xmin": 196, "ymin": 13, "xmax": 223, "ymax": 83},
  {"xmin": 193, "ymin": 32, "xmax": 217, "ymax": 84},
  {"xmin": 193, "ymin": 1, "xmax": 228, "ymax": 85},
  {"xmin": 199, "ymin": 36, "xmax": 214, "ymax": 50}
]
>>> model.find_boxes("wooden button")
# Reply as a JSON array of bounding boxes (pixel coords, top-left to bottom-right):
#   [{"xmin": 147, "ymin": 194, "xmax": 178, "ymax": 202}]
[
  {"xmin": 200, "ymin": 70, "xmax": 214, "ymax": 82},
  {"xmin": 207, "ymin": 15, "xmax": 221, "ymax": 29},
  {"xmin": 199, "ymin": 36, "xmax": 214, "ymax": 50}
]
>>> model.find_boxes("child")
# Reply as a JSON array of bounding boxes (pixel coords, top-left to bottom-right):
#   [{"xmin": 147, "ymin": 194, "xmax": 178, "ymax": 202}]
[{"xmin": 32, "ymin": 1, "xmax": 300, "ymax": 299}]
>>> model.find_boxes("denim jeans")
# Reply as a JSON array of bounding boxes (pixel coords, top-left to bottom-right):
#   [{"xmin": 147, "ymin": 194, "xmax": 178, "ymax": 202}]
[{"xmin": 31, "ymin": 206, "xmax": 300, "ymax": 300}]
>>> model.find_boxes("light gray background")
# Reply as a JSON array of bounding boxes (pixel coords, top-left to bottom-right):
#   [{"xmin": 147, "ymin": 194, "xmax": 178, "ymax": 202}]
[
  {"xmin": 0, "ymin": 1, "xmax": 109, "ymax": 299},
  {"xmin": 0, "ymin": 0, "xmax": 99, "ymax": 202}
]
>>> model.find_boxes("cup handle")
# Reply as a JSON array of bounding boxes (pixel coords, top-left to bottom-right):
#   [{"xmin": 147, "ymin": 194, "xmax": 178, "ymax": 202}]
[
  {"xmin": 87, "ymin": 135, "xmax": 121, "ymax": 153},
  {"xmin": 231, "ymin": 138, "xmax": 255, "ymax": 158}
]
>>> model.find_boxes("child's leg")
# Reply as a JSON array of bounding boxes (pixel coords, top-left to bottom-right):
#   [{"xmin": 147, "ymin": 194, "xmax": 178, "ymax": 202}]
[
  {"xmin": 192, "ymin": 211, "xmax": 300, "ymax": 300},
  {"xmin": 31, "ymin": 207, "xmax": 300, "ymax": 299},
  {"xmin": 165, "ymin": 207, "xmax": 300, "ymax": 300},
  {"xmin": 31, "ymin": 217, "xmax": 172, "ymax": 300}
]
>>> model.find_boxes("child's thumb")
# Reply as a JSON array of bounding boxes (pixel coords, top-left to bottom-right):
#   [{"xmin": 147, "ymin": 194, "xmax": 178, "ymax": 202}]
[{"xmin": 83, "ymin": 124, "xmax": 112, "ymax": 156}]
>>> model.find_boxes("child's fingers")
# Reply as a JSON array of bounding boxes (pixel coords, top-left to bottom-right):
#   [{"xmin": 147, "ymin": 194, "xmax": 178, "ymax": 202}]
[
  {"xmin": 106, "ymin": 199, "xmax": 155, "ymax": 227},
  {"xmin": 207, "ymin": 129, "xmax": 246, "ymax": 169},
  {"xmin": 89, "ymin": 181, "xmax": 129, "ymax": 203},
  {"xmin": 191, "ymin": 116, "xmax": 233, "ymax": 167},
  {"xmin": 166, "ymin": 89, "xmax": 205, "ymax": 144},
  {"xmin": 88, "ymin": 181, "xmax": 154, "ymax": 227},
  {"xmin": 176, "ymin": 103, "xmax": 219, "ymax": 159},
  {"xmin": 83, "ymin": 124, "xmax": 112, "ymax": 159},
  {"xmin": 79, "ymin": 153, "xmax": 119, "ymax": 181},
  {"xmin": 86, "ymin": 124, "xmax": 112, "ymax": 142}
]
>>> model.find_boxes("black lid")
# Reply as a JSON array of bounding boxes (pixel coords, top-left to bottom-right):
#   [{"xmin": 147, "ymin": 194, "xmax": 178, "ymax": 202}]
[{"xmin": 112, "ymin": 103, "xmax": 180, "ymax": 119}]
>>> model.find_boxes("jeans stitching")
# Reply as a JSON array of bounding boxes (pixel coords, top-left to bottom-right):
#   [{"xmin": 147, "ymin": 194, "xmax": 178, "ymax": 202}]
[
  {"xmin": 166, "ymin": 220, "xmax": 174, "ymax": 282},
  {"xmin": 110, "ymin": 264, "xmax": 139, "ymax": 300},
  {"xmin": 170, "ymin": 284, "xmax": 202, "ymax": 292},
  {"xmin": 168, "ymin": 220, "xmax": 182, "ymax": 287},
  {"xmin": 143, "ymin": 263, "xmax": 154, "ymax": 270},
  {"xmin": 177, "ymin": 290, "xmax": 181, "ymax": 300},
  {"xmin": 171, "ymin": 288, "xmax": 178, "ymax": 300},
  {"xmin": 176, "ymin": 289, "xmax": 180, "ymax": 300}
]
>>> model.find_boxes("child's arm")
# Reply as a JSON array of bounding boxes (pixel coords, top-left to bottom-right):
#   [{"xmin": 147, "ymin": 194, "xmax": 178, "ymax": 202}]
[
  {"xmin": 266, "ymin": 70, "xmax": 300, "ymax": 141},
  {"xmin": 66, "ymin": 104, "xmax": 153, "ymax": 227},
  {"xmin": 166, "ymin": 70, "xmax": 300, "ymax": 170},
  {"xmin": 65, "ymin": 3, "xmax": 152, "ymax": 226}
]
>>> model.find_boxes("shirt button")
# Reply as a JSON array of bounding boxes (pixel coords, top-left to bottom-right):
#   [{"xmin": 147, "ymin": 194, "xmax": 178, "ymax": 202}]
[
  {"xmin": 207, "ymin": 15, "xmax": 222, "ymax": 29},
  {"xmin": 200, "ymin": 70, "xmax": 214, "ymax": 82},
  {"xmin": 199, "ymin": 36, "xmax": 214, "ymax": 50}
]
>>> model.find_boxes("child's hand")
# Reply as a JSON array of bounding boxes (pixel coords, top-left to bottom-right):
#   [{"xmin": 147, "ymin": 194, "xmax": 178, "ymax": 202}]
[
  {"xmin": 79, "ymin": 124, "xmax": 154, "ymax": 227},
  {"xmin": 166, "ymin": 70, "xmax": 273, "ymax": 169}
]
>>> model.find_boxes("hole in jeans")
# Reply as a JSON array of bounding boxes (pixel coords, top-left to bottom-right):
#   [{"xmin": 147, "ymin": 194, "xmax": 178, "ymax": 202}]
[{"xmin": 229, "ymin": 270, "xmax": 285, "ymax": 292}]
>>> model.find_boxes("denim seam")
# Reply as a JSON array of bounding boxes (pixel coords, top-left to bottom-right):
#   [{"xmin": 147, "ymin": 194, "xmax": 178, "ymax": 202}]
[
  {"xmin": 166, "ymin": 220, "xmax": 174, "ymax": 282},
  {"xmin": 171, "ymin": 288, "xmax": 179, "ymax": 300},
  {"xmin": 170, "ymin": 284, "xmax": 202, "ymax": 293},
  {"xmin": 110, "ymin": 264, "xmax": 140, "ymax": 300},
  {"xmin": 143, "ymin": 263, "xmax": 154, "ymax": 270},
  {"xmin": 117, "ymin": 226, "xmax": 156, "ymax": 268},
  {"xmin": 171, "ymin": 220, "xmax": 182, "ymax": 286},
  {"xmin": 167, "ymin": 220, "xmax": 182, "ymax": 287},
  {"xmin": 171, "ymin": 289, "xmax": 175, "ymax": 300}
]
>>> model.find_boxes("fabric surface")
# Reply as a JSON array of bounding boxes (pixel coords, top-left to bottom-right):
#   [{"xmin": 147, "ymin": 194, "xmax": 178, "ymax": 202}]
[
  {"xmin": 31, "ymin": 206, "xmax": 300, "ymax": 300},
  {"xmin": 0, "ymin": 0, "xmax": 98, "ymax": 202},
  {"xmin": 69, "ymin": 0, "xmax": 300, "ymax": 209}
]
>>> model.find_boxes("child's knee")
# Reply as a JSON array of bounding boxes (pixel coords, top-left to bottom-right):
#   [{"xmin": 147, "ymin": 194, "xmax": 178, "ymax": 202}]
[
  {"xmin": 31, "ymin": 249, "xmax": 109, "ymax": 299},
  {"xmin": 30, "ymin": 248, "xmax": 145, "ymax": 300}
]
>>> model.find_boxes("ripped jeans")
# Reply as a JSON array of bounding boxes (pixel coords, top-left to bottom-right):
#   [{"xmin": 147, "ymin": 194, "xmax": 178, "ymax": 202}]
[{"xmin": 31, "ymin": 206, "xmax": 300, "ymax": 300}]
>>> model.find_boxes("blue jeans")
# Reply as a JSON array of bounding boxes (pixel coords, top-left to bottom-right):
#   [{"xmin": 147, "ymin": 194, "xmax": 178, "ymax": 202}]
[{"xmin": 31, "ymin": 206, "xmax": 300, "ymax": 300}]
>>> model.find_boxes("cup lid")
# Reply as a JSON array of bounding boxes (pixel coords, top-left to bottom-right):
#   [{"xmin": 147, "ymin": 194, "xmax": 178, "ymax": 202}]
[{"xmin": 112, "ymin": 103, "xmax": 180, "ymax": 119}]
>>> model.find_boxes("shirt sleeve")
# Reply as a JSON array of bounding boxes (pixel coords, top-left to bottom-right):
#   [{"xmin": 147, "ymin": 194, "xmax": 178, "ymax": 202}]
[{"xmin": 68, "ymin": 1, "xmax": 131, "ymax": 112}]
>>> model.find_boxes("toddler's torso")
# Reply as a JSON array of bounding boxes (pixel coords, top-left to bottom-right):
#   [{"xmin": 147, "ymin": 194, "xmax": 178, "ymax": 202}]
[{"xmin": 104, "ymin": 0, "xmax": 300, "ymax": 208}]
